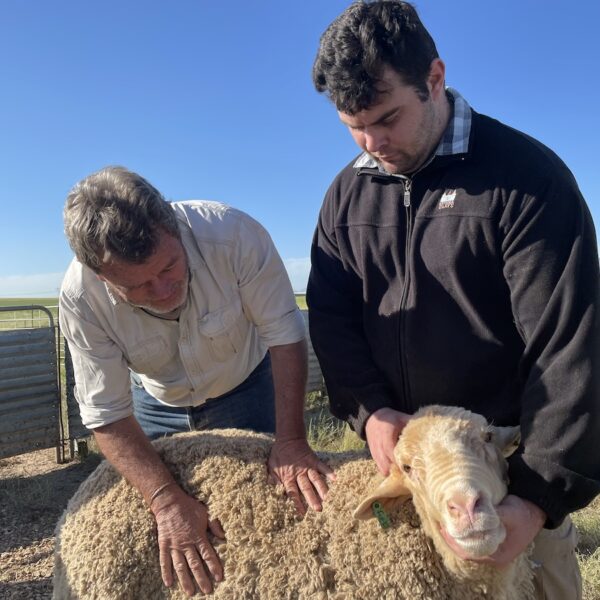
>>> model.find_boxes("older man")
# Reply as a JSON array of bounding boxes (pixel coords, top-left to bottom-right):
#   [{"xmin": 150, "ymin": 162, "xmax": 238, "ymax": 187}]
[{"xmin": 60, "ymin": 166, "xmax": 332, "ymax": 597}]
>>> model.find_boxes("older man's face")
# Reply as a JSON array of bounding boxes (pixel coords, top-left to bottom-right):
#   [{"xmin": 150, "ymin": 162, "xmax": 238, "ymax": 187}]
[{"xmin": 97, "ymin": 231, "xmax": 189, "ymax": 315}]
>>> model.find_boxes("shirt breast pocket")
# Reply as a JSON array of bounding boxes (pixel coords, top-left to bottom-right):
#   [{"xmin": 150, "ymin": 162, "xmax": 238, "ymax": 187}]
[
  {"xmin": 128, "ymin": 335, "xmax": 170, "ymax": 375},
  {"xmin": 198, "ymin": 303, "xmax": 245, "ymax": 362}
]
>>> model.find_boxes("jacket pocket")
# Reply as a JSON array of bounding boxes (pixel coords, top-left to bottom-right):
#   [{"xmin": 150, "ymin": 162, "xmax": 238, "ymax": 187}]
[
  {"xmin": 197, "ymin": 303, "xmax": 245, "ymax": 362},
  {"xmin": 128, "ymin": 335, "xmax": 170, "ymax": 375}
]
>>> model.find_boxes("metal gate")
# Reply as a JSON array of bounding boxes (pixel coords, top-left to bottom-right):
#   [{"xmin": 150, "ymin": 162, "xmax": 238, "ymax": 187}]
[
  {"xmin": 0, "ymin": 305, "xmax": 65, "ymax": 461},
  {"xmin": 300, "ymin": 309, "xmax": 326, "ymax": 395},
  {"xmin": 64, "ymin": 340, "xmax": 87, "ymax": 442}
]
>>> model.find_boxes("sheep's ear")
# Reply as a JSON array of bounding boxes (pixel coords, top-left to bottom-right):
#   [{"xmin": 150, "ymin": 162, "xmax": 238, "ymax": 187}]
[
  {"xmin": 353, "ymin": 464, "xmax": 411, "ymax": 520},
  {"xmin": 491, "ymin": 425, "xmax": 521, "ymax": 457}
]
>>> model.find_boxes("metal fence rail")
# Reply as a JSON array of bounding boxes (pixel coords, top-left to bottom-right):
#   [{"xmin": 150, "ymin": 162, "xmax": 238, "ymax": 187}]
[
  {"xmin": 300, "ymin": 309, "xmax": 326, "ymax": 395},
  {"xmin": 64, "ymin": 341, "xmax": 88, "ymax": 442},
  {"xmin": 0, "ymin": 306, "xmax": 65, "ymax": 461}
]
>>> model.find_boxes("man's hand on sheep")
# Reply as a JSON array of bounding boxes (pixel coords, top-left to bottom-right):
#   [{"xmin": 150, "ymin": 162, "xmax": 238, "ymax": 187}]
[
  {"xmin": 268, "ymin": 438, "xmax": 336, "ymax": 515},
  {"xmin": 151, "ymin": 484, "xmax": 225, "ymax": 596},
  {"xmin": 440, "ymin": 494, "xmax": 546, "ymax": 567},
  {"xmin": 365, "ymin": 407, "xmax": 411, "ymax": 475}
]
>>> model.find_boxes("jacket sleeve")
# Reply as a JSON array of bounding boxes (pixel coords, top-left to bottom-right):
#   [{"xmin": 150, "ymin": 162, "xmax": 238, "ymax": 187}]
[
  {"xmin": 307, "ymin": 184, "xmax": 396, "ymax": 437},
  {"xmin": 501, "ymin": 167, "xmax": 600, "ymax": 526}
]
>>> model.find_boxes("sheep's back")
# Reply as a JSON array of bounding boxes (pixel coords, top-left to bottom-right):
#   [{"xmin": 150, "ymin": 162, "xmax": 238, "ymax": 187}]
[
  {"xmin": 53, "ymin": 429, "xmax": 529, "ymax": 599},
  {"xmin": 54, "ymin": 429, "xmax": 333, "ymax": 599},
  {"xmin": 53, "ymin": 457, "xmax": 161, "ymax": 599}
]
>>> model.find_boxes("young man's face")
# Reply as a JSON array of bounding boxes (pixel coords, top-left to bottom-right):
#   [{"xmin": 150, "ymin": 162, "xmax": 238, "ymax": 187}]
[
  {"xmin": 338, "ymin": 61, "xmax": 447, "ymax": 175},
  {"xmin": 97, "ymin": 231, "xmax": 189, "ymax": 314}
]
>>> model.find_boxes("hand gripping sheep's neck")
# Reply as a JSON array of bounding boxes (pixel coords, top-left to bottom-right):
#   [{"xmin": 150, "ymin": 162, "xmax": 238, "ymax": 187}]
[{"xmin": 354, "ymin": 405, "xmax": 523, "ymax": 576}]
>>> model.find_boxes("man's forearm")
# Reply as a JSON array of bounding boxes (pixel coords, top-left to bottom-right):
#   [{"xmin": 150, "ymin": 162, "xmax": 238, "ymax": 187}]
[
  {"xmin": 94, "ymin": 415, "xmax": 225, "ymax": 593},
  {"xmin": 92, "ymin": 415, "xmax": 177, "ymax": 505},
  {"xmin": 267, "ymin": 338, "xmax": 335, "ymax": 513},
  {"xmin": 269, "ymin": 339, "xmax": 308, "ymax": 441}
]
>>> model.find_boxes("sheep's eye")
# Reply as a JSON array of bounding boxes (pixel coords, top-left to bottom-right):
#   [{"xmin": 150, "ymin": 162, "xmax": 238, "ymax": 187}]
[
  {"xmin": 484, "ymin": 431, "xmax": 493, "ymax": 443},
  {"xmin": 402, "ymin": 464, "xmax": 411, "ymax": 473}
]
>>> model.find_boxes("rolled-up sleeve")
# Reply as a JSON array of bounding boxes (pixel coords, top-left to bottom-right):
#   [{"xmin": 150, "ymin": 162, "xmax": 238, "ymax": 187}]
[
  {"xmin": 233, "ymin": 213, "xmax": 305, "ymax": 347},
  {"xmin": 59, "ymin": 290, "xmax": 133, "ymax": 429}
]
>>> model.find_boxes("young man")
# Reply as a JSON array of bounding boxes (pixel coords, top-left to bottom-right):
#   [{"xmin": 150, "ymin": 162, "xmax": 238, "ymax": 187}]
[
  {"xmin": 308, "ymin": 2, "xmax": 599, "ymax": 598},
  {"xmin": 60, "ymin": 166, "xmax": 333, "ymax": 597}
]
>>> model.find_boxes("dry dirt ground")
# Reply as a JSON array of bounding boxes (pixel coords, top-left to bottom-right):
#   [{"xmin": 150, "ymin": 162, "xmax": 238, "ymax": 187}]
[{"xmin": 0, "ymin": 448, "xmax": 101, "ymax": 600}]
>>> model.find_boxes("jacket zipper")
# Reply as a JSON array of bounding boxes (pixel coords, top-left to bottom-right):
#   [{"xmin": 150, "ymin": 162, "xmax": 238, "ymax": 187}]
[
  {"xmin": 398, "ymin": 178, "xmax": 413, "ymax": 411},
  {"xmin": 403, "ymin": 179, "xmax": 412, "ymax": 207}
]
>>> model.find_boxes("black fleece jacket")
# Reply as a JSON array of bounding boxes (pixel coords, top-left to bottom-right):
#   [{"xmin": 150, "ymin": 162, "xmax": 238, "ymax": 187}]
[{"xmin": 307, "ymin": 110, "xmax": 600, "ymax": 527}]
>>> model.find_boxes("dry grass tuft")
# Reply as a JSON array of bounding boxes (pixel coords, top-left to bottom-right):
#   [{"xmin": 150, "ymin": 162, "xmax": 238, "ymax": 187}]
[
  {"xmin": 573, "ymin": 496, "xmax": 600, "ymax": 599},
  {"xmin": 305, "ymin": 392, "xmax": 365, "ymax": 453}
]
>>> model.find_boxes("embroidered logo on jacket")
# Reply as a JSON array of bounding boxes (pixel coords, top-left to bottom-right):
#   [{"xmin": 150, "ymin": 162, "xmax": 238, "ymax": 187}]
[{"xmin": 438, "ymin": 189, "xmax": 457, "ymax": 209}]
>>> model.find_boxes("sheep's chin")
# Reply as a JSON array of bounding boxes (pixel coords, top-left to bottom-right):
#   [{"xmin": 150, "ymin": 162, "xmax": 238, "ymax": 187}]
[{"xmin": 445, "ymin": 524, "xmax": 506, "ymax": 558}]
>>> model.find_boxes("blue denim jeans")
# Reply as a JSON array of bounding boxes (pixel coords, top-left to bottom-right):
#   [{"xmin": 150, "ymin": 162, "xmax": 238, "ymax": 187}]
[{"xmin": 131, "ymin": 354, "xmax": 275, "ymax": 440}]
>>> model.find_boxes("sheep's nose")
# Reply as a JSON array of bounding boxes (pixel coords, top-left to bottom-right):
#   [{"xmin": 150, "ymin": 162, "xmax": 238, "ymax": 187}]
[{"xmin": 446, "ymin": 492, "xmax": 483, "ymax": 524}]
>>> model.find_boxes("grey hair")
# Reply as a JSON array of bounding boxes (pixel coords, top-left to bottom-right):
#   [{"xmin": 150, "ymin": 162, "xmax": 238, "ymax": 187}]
[{"xmin": 63, "ymin": 166, "xmax": 181, "ymax": 272}]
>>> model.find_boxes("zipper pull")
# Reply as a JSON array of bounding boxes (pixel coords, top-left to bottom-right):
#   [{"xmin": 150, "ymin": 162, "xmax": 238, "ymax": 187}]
[{"xmin": 403, "ymin": 179, "xmax": 412, "ymax": 207}]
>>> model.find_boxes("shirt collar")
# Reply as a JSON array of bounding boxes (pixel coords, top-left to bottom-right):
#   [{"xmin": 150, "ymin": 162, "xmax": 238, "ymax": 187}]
[
  {"xmin": 353, "ymin": 87, "xmax": 472, "ymax": 172},
  {"xmin": 436, "ymin": 87, "xmax": 471, "ymax": 156},
  {"xmin": 104, "ymin": 281, "xmax": 122, "ymax": 306}
]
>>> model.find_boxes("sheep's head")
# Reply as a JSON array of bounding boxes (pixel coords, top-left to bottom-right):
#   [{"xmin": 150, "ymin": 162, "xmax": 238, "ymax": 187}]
[{"xmin": 354, "ymin": 405, "xmax": 520, "ymax": 560}]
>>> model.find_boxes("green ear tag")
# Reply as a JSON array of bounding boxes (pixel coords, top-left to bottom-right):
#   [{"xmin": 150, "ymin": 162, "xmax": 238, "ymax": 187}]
[{"xmin": 372, "ymin": 501, "xmax": 391, "ymax": 529}]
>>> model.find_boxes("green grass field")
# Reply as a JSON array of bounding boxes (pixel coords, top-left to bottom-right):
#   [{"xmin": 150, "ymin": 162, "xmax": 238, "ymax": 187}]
[
  {"xmin": 0, "ymin": 298, "xmax": 59, "ymax": 329},
  {"xmin": 0, "ymin": 297, "xmax": 306, "ymax": 311},
  {"xmin": 295, "ymin": 294, "xmax": 307, "ymax": 309},
  {"xmin": 0, "ymin": 297, "xmax": 58, "ymax": 307},
  {"xmin": 0, "ymin": 297, "xmax": 307, "ymax": 329}
]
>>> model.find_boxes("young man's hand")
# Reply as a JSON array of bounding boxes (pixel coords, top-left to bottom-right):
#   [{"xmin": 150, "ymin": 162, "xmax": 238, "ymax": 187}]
[{"xmin": 365, "ymin": 407, "xmax": 411, "ymax": 475}]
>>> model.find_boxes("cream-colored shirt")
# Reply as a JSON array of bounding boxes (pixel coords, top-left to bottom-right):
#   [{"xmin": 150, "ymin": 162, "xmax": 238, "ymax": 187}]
[{"xmin": 59, "ymin": 201, "xmax": 305, "ymax": 429}]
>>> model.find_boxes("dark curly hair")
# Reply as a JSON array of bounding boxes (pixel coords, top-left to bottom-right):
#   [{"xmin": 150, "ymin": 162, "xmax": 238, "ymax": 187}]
[{"xmin": 312, "ymin": 1, "xmax": 439, "ymax": 114}]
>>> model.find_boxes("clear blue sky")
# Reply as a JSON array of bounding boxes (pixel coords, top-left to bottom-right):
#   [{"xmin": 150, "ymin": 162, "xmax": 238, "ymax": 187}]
[{"xmin": 1, "ymin": 1, "xmax": 598, "ymax": 296}]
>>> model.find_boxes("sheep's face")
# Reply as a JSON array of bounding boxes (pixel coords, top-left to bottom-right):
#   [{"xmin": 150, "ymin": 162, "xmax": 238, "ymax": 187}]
[
  {"xmin": 397, "ymin": 407, "xmax": 519, "ymax": 558},
  {"xmin": 354, "ymin": 406, "xmax": 520, "ymax": 560}
]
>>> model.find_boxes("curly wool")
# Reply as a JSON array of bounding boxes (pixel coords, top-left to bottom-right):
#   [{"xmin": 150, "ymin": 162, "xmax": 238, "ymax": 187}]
[{"xmin": 54, "ymin": 428, "xmax": 532, "ymax": 600}]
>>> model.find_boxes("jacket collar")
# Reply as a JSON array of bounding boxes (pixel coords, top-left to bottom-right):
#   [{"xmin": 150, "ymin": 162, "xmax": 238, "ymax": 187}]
[{"xmin": 353, "ymin": 87, "xmax": 472, "ymax": 174}]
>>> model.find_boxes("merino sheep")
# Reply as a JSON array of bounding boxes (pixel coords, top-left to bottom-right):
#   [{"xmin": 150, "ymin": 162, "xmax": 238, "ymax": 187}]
[{"xmin": 53, "ymin": 405, "xmax": 534, "ymax": 600}]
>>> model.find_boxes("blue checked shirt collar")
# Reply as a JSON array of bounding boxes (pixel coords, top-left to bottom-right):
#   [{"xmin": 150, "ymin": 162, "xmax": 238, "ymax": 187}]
[{"xmin": 353, "ymin": 87, "xmax": 472, "ymax": 172}]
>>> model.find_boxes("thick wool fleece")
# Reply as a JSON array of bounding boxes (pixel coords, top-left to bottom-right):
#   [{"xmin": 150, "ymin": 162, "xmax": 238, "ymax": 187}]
[{"xmin": 54, "ymin": 429, "xmax": 532, "ymax": 600}]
